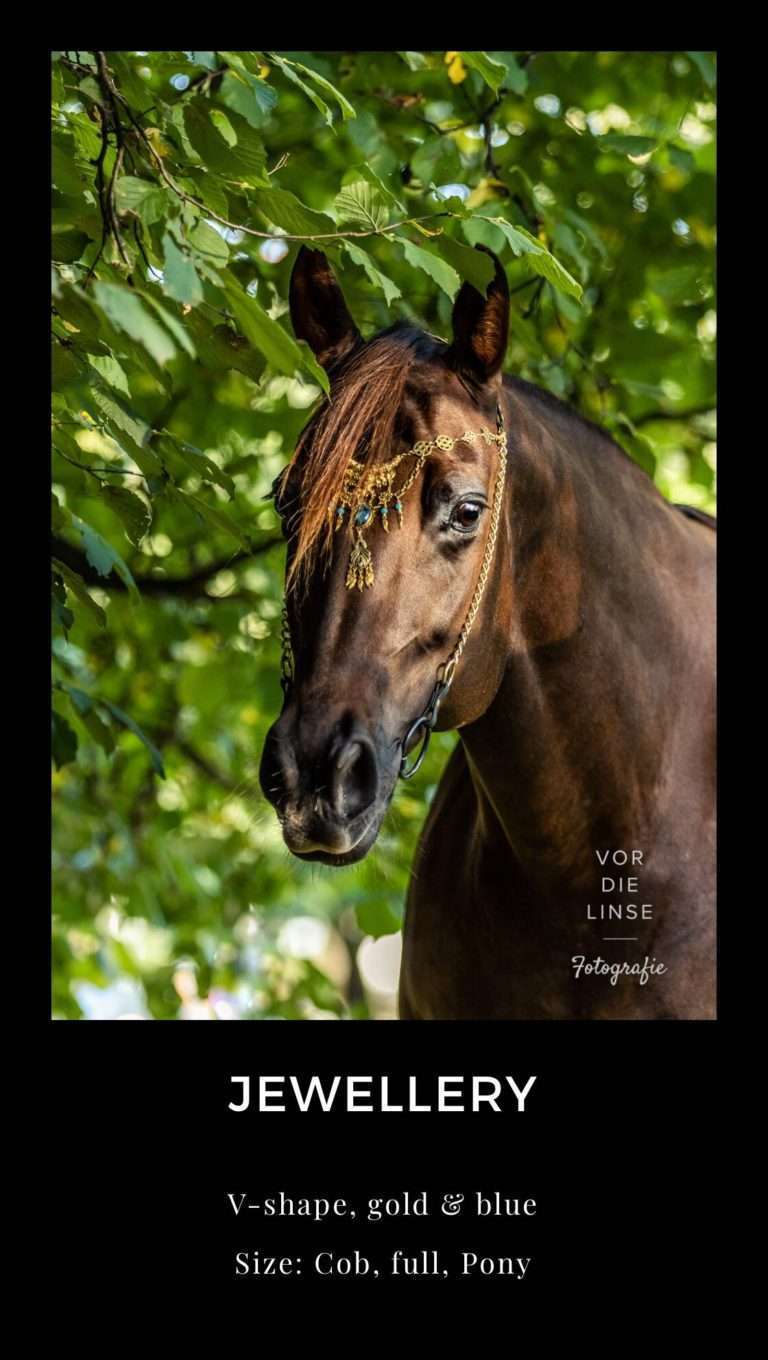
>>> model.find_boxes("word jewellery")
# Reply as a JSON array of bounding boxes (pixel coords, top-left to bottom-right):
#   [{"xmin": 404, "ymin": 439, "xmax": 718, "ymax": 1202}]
[{"xmin": 331, "ymin": 422, "xmax": 508, "ymax": 591}]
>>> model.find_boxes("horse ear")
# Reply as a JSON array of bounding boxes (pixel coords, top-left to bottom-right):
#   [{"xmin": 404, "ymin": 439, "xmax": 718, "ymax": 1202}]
[
  {"xmin": 289, "ymin": 245, "xmax": 361, "ymax": 370},
  {"xmin": 447, "ymin": 246, "xmax": 509, "ymax": 384}
]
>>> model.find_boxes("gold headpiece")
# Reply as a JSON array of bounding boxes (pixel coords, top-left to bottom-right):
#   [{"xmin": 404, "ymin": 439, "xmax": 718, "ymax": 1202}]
[{"xmin": 331, "ymin": 426, "xmax": 506, "ymax": 590}]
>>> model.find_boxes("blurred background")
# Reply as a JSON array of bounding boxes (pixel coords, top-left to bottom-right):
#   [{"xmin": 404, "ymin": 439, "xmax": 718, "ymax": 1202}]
[{"xmin": 52, "ymin": 50, "xmax": 716, "ymax": 1018}]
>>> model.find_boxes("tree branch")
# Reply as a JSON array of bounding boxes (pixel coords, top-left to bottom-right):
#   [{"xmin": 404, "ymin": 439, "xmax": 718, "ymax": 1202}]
[
  {"xmin": 51, "ymin": 534, "xmax": 283, "ymax": 597},
  {"xmin": 93, "ymin": 54, "xmax": 454, "ymax": 244}
]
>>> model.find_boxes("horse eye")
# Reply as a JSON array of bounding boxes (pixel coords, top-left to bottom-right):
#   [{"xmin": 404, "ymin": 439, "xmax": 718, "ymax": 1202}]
[{"xmin": 450, "ymin": 500, "xmax": 484, "ymax": 534}]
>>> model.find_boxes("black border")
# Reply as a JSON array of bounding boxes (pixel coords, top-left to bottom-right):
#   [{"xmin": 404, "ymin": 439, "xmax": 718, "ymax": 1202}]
[{"xmin": 47, "ymin": 44, "xmax": 729, "ymax": 1320}]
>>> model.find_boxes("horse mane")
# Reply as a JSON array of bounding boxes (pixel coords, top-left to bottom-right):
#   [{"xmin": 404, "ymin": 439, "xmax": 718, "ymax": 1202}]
[
  {"xmin": 285, "ymin": 324, "xmax": 442, "ymax": 590},
  {"xmin": 505, "ymin": 373, "xmax": 633, "ymax": 457},
  {"xmin": 283, "ymin": 321, "xmax": 691, "ymax": 590}
]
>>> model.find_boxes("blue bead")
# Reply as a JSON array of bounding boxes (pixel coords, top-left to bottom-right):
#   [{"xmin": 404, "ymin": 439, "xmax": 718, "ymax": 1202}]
[{"xmin": 355, "ymin": 506, "xmax": 372, "ymax": 525}]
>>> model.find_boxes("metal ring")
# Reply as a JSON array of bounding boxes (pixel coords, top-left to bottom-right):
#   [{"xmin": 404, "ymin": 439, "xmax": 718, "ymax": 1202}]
[{"xmin": 399, "ymin": 715, "xmax": 432, "ymax": 780}]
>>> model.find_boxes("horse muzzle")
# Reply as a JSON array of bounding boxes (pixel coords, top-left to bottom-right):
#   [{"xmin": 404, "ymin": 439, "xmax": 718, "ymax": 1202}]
[{"xmin": 259, "ymin": 706, "xmax": 396, "ymax": 865}]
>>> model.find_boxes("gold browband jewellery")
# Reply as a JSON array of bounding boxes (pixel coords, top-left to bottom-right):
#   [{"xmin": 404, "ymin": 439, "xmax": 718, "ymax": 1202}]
[{"xmin": 331, "ymin": 426, "xmax": 507, "ymax": 590}]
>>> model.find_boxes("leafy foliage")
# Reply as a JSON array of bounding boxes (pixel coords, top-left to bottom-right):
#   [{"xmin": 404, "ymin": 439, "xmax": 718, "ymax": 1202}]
[{"xmin": 51, "ymin": 50, "xmax": 716, "ymax": 1019}]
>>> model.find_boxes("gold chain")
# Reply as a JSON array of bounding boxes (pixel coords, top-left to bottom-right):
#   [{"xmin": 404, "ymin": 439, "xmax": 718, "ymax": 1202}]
[
  {"xmin": 436, "ymin": 424, "xmax": 507, "ymax": 691},
  {"xmin": 333, "ymin": 425, "xmax": 506, "ymax": 591}
]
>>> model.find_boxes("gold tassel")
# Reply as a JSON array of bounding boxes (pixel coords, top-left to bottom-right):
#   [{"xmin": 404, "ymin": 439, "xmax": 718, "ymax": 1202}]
[{"xmin": 346, "ymin": 530, "xmax": 375, "ymax": 590}]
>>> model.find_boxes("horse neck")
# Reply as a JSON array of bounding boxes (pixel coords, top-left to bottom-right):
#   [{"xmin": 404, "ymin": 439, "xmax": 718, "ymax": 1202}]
[{"xmin": 458, "ymin": 379, "xmax": 698, "ymax": 891}]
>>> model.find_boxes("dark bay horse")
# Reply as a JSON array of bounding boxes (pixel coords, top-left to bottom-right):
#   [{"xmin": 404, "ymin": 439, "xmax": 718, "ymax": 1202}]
[{"xmin": 259, "ymin": 245, "xmax": 716, "ymax": 1020}]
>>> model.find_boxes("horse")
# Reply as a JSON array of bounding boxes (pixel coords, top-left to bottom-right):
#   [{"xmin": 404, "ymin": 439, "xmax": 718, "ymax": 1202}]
[{"xmin": 259, "ymin": 245, "xmax": 716, "ymax": 1020}]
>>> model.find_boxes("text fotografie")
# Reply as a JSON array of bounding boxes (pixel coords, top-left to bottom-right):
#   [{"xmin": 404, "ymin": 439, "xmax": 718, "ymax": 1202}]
[{"xmin": 228, "ymin": 1074, "xmax": 537, "ymax": 1114}]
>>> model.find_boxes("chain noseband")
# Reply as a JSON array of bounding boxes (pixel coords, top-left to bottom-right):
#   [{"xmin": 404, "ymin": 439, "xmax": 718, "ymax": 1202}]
[{"xmin": 278, "ymin": 401, "xmax": 508, "ymax": 781}]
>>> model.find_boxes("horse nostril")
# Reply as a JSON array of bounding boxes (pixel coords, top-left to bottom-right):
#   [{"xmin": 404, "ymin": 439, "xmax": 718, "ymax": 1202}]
[
  {"xmin": 259, "ymin": 719, "xmax": 298, "ymax": 810},
  {"xmin": 330, "ymin": 736, "xmax": 377, "ymax": 818},
  {"xmin": 335, "ymin": 740, "xmax": 361, "ymax": 776}
]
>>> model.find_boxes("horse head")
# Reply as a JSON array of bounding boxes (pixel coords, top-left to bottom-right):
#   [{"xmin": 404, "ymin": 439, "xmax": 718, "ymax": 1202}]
[{"xmin": 259, "ymin": 245, "xmax": 512, "ymax": 864}]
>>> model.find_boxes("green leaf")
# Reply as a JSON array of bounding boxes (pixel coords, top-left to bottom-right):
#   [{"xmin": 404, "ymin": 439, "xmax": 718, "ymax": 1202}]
[
  {"xmin": 54, "ymin": 285, "xmax": 108, "ymax": 353},
  {"xmin": 115, "ymin": 176, "xmax": 169, "ymax": 227},
  {"xmin": 224, "ymin": 279, "xmax": 328, "ymax": 390},
  {"xmin": 99, "ymin": 700, "xmax": 166, "ymax": 778},
  {"xmin": 668, "ymin": 145, "xmax": 696, "ymax": 176},
  {"xmin": 92, "ymin": 283, "xmax": 177, "ymax": 367},
  {"xmin": 351, "ymin": 164, "xmax": 404, "ymax": 214},
  {"xmin": 162, "ymin": 233, "xmax": 204, "ymax": 306},
  {"xmin": 431, "ymin": 237, "xmax": 495, "ymax": 294},
  {"xmin": 88, "ymin": 354, "xmax": 132, "ymax": 399},
  {"xmin": 219, "ymin": 52, "xmax": 278, "ymax": 104},
  {"xmin": 218, "ymin": 69, "xmax": 277, "ymax": 128},
  {"xmin": 52, "ymin": 133, "xmax": 86, "ymax": 196},
  {"xmin": 184, "ymin": 103, "xmax": 235, "ymax": 168},
  {"xmin": 52, "ymin": 709, "xmax": 78, "ymax": 769},
  {"xmin": 157, "ymin": 435, "xmax": 235, "ymax": 498},
  {"xmin": 71, "ymin": 515, "xmax": 141, "ymax": 603},
  {"xmin": 481, "ymin": 219, "xmax": 583, "ymax": 300},
  {"xmin": 685, "ymin": 51, "xmax": 716, "ymax": 88},
  {"xmin": 597, "ymin": 134, "xmax": 657, "ymax": 158},
  {"xmin": 184, "ymin": 106, "xmax": 270, "ymax": 186},
  {"xmin": 399, "ymin": 238, "xmax": 460, "ymax": 299},
  {"xmin": 52, "ymin": 340, "xmax": 79, "ymax": 386},
  {"xmin": 52, "ymin": 230, "xmax": 90, "ymax": 263},
  {"xmin": 334, "ymin": 181, "xmax": 389, "ymax": 232},
  {"xmin": 488, "ymin": 51, "xmax": 528, "ymax": 95},
  {"xmin": 51, "ymin": 493, "xmax": 66, "ymax": 532},
  {"xmin": 115, "ymin": 175, "xmax": 156, "ymax": 212},
  {"xmin": 168, "ymin": 484, "xmax": 251, "ymax": 550},
  {"xmin": 646, "ymin": 263, "xmax": 704, "ymax": 303},
  {"xmin": 397, "ymin": 51, "xmax": 430, "ymax": 71},
  {"xmin": 52, "ymin": 60, "xmax": 65, "ymax": 102},
  {"xmin": 52, "ymin": 587, "xmax": 74, "ymax": 634},
  {"xmin": 78, "ymin": 75, "xmax": 104, "ymax": 107},
  {"xmin": 563, "ymin": 209, "xmax": 608, "ymax": 261},
  {"xmin": 265, "ymin": 52, "xmax": 335, "ymax": 127},
  {"xmin": 462, "ymin": 216, "xmax": 508, "ymax": 253},
  {"xmin": 411, "ymin": 136, "xmax": 461, "ymax": 185},
  {"xmin": 85, "ymin": 380, "xmax": 153, "ymax": 452},
  {"xmin": 137, "ymin": 292, "xmax": 197, "ymax": 359},
  {"xmin": 459, "ymin": 51, "xmax": 508, "ymax": 93},
  {"xmin": 428, "ymin": 193, "xmax": 468, "ymax": 218},
  {"xmin": 551, "ymin": 222, "xmax": 588, "ymax": 282},
  {"xmin": 65, "ymin": 685, "xmax": 116, "ymax": 754},
  {"xmin": 51, "ymin": 558, "xmax": 107, "ymax": 627},
  {"xmin": 507, "ymin": 306, "xmax": 546, "ymax": 358},
  {"xmin": 187, "ymin": 218, "xmax": 230, "ymax": 266},
  {"xmin": 219, "ymin": 111, "xmax": 271, "ymax": 185},
  {"xmin": 356, "ymin": 897, "xmax": 403, "ymax": 937},
  {"xmin": 254, "ymin": 187, "xmax": 336, "ymax": 237},
  {"xmin": 185, "ymin": 52, "xmax": 217, "ymax": 70},
  {"xmin": 102, "ymin": 486, "xmax": 152, "ymax": 546},
  {"xmin": 523, "ymin": 250, "xmax": 582, "ymax": 301},
  {"xmin": 186, "ymin": 169, "xmax": 230, "ymax": 219},
  {"xmin": 282, "ymin": 56, "xmax": 356, "ymax": 121},
  {"xmin": 295, "ymin": 341, "xmax": 331, "ymax": 396},
  {"xmin": 342, "ymin": 242, "xmax": 402, "ymax": 304},
  {"xmin": 184, "ymin": 312, "xmax": 266, "ymax": 381}
]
